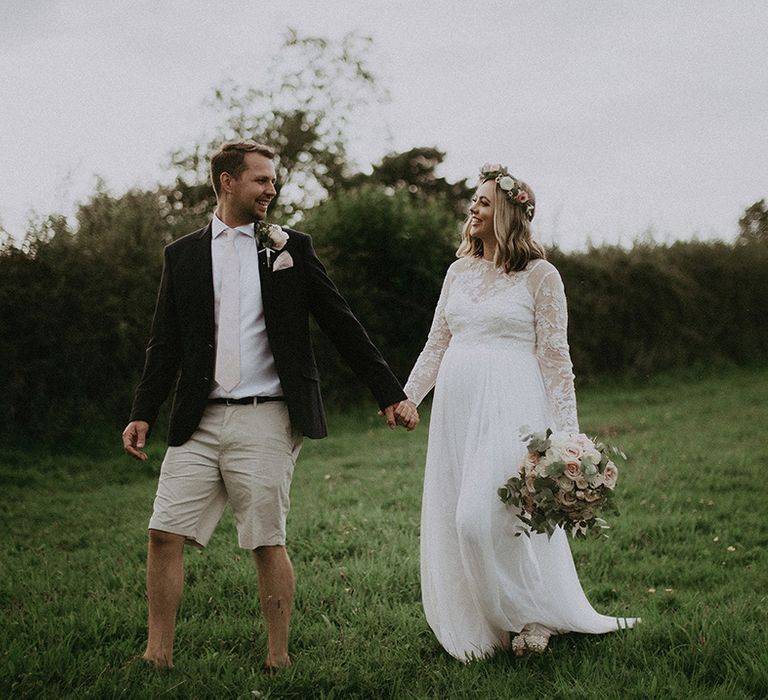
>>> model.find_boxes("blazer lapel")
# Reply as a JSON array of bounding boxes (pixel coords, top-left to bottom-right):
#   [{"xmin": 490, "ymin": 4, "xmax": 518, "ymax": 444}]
[
  {"xmin": 258, "ymin": 242, "xmax": 274, "ymax": 317},
  {"xmin": 191, "ymin": 224, "xmax": 215, "ymax": 342}
]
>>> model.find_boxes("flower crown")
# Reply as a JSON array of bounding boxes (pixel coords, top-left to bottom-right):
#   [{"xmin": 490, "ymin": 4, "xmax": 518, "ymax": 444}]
[{"xmin": 479, "ymin": 163, "xmax": 535, "ymax": 221}]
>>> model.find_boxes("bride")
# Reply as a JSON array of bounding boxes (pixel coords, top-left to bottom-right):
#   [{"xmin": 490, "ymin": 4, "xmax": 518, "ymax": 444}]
[{"xmin": 394, "ymin": 164, "xmax": 637, "ymax": 661}]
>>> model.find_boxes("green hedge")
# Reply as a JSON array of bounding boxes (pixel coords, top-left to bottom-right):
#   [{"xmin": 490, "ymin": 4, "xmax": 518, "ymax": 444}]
[
  {"xmin": 1, "ymin": 183, "xmax": 766, "ymax": 441},
  {"xmin": 551, "ymin": 240, "xmax": 768, "ymax": 380}
]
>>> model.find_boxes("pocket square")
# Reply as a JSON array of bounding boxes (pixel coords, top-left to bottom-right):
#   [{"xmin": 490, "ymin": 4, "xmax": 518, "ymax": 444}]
[{"xmin": 272, "ymin": 251, "xmax": 294, "ymax": 271}]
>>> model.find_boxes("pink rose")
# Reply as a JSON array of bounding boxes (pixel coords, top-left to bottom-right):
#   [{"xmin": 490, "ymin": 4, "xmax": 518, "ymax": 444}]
[
  {"xmin": 564, "ymin": 461, "xmax": 582, "ymax": 480},
  {"xmin": 557, "ymin": 491, "xmax": 577, "ymax": 507},
  {"xmin": 575, "ymin": 477, "xmax": 589, "ymax": 490},
  {"xmin": 564, "ymin": 444, "xmax": 583, "ymax": 461},
  {"xmin": 523, "ymin": 494, "xmax": 535, "ymax": 514},
  {"xmin": 522, "ymin": 453, "xmax": 539, "ymax": 476},
  {"xmin": 557, "ymin": 476, "xmax": 575, "ymax": 492},
  {"xmin": 584, "ymin": 489, "xmax": 602, "ymax": 503},
  {"xmin": 603, "ymin": 461, "xmax": 618, "ymax": 490},
  {"xmin": 574, "ymin": 434, "xmax": 593, "ymax": 450},
  {"xmin": 267, "ymin": 224, "xmax": 289, "ymax": 250},
  {"xmin": 577, "ymin": 507, "xmax": 595, "ymax": 521},
  {"xmin": 515, "ymin": 191, "xmax": 529, "ymax": 204},
  {"xmin": 574, "ymin": 434, "xmax": 601, "ymax": 465}
]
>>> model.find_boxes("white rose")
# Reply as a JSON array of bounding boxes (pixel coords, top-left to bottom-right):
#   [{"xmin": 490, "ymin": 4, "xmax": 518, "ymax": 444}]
[
  {"xmin": 588, "ymin": 471, "xmax": 605, "ymax": 488},
  {"xmin": 548, "ymin": 432, "xmax": 572, "ymax": 451},
  {"xmin": 544, "ymin": 445, "xmax": 569, "ymax": 466},
  {"xmin": 581, "ymin": 447, "xmax": 602, "ymax": 466},
  {"xmin": 498, "ymin": 175, "xmax": 515, "ymax": 191}
]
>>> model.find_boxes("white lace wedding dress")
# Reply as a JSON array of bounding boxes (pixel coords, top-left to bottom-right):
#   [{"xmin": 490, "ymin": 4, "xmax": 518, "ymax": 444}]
[{"xmin": 404, "ymin": 256, "xmax": 636, "ymax": 662}]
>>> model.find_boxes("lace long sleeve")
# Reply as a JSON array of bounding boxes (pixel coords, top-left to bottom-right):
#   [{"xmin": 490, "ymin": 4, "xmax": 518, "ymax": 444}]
[
  {"xmin": 532, "ymin": 266, "xmax": 579, "ymax": 433},
  {"xmin": 403, "ymin": 268, "xmax": 454, "ymax": 406}
]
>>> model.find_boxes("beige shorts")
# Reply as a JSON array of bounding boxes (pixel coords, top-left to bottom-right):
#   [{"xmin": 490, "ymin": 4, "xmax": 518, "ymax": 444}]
[{"xmin": 149, "ymin": 401, "xmax": 303, "ymax": 549}]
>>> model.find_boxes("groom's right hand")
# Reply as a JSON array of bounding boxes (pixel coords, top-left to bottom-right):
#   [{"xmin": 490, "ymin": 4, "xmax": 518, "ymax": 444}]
[{"xmin": 122, "ymin": 420, "xmax": 150, "ymax": 461}]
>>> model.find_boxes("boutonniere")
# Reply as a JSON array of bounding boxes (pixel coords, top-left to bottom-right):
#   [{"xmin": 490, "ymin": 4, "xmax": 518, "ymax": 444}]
[{"xmin": 255, "ymin": 222, "xmax": 289, "ymax": 269}]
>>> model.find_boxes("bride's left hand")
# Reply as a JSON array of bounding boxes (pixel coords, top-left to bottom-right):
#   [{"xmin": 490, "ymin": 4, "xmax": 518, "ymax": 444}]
[{"xmin": 394, "ymin": 399, "xmax": 420, "ymax": 431}]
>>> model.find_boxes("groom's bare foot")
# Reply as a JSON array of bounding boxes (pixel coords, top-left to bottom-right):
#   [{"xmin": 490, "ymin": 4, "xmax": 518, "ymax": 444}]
[
  {"xmin": 123, "ymin": 654, "xmax": 174, "ymax": 671},
  {"xmin": 141, "ymin": 652, "xmax": 174, "ymax": 670},
  {"xmin": 262, "ymin": 654, "xmax": 291, "ymax": 674}
]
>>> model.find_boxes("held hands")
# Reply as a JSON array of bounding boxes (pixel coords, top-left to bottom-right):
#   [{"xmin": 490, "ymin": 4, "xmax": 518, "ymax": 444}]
[
  {"xmin": 122, "ymin": 420, "xmax": 150, "ymax": 461},
  {"xmin": 379, "ymin": 400, "xmax": 420, "ymax": 431},
  {"xmin": 394, "ymin": 399, "xmax": 419, "ymax": 430}
]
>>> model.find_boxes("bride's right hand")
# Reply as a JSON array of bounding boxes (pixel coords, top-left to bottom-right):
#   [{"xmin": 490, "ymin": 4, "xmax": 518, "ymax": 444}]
[{"xmin": 394, "ymin": 400, "xmax": 420, "ymax": 431}]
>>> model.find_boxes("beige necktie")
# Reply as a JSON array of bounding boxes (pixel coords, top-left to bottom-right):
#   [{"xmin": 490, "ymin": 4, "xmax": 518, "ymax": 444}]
[{"xmin": 214, "ymin": 228, "xmax": 241, "ymax": 391}]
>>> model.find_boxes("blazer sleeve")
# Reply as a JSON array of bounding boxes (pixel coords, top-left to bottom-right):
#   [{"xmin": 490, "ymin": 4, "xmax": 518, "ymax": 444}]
[
  {"xmin": 129, "ymin": 247, "xmax": 182, "ymax": 426},
  {"xmin": 301, "ymin": 234, "xmax": 406, "ymax": 409}
]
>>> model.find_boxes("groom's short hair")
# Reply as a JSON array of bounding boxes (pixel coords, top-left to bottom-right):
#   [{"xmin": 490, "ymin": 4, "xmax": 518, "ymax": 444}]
[{"xmin": 210, "ymin": 141, "xmax": 275, "ymax": 196}]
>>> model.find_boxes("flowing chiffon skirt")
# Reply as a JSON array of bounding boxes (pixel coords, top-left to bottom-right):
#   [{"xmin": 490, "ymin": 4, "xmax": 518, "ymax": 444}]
[{"xmin": 420, "ymin": 339, "xmax": 636, "ymax": 661}]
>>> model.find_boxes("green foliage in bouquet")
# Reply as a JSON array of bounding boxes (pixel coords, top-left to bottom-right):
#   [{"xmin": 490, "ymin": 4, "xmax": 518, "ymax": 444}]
[{"xmin": 498, "ymin": 429, "xmax": 625, "ymax": 539}]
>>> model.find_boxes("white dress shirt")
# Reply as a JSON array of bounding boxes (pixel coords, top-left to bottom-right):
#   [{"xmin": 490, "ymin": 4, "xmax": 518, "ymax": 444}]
[{"xmin": 208, "ymin": 213, "xmax": 283, "ymax": 399}]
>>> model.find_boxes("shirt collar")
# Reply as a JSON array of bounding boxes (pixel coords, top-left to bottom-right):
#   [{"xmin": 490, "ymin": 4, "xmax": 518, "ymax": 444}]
[{"xmin": 211, "ymin": 212, "xmax": 255, "ymax": 239}]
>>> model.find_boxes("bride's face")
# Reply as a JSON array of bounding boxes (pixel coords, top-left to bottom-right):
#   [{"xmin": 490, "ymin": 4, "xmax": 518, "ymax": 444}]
[{"xmin": 468, "ymin": 180, "xmax": 496, "ymax": 243}]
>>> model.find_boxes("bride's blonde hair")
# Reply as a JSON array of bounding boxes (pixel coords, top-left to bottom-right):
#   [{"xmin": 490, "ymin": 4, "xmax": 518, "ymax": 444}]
[{"xmin": 457, "ymin": 174, "xmax": 545, "ymax": 272}]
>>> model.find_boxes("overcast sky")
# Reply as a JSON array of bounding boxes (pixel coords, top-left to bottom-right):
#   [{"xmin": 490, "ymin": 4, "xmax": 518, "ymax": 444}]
[{"xmin": 1, "ymin": 1, "xmax": 767, "ymax": 249}]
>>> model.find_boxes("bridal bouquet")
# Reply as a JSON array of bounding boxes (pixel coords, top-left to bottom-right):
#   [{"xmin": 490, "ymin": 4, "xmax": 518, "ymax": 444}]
[{"xmin": 498, "ymin": 429, "xmax": 624, "ymax": 539}]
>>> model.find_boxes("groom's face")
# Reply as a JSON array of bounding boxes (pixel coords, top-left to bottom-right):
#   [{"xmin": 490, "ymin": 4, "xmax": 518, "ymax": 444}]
[{"xmin": 229, "ymin": 153, "xmax": 277, "ymax": 221}]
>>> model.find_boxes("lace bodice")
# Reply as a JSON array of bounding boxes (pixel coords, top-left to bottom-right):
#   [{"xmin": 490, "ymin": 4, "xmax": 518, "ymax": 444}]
[{"xmin": 404, "ymin": 256, "xmax": 579, "ymax": 433}]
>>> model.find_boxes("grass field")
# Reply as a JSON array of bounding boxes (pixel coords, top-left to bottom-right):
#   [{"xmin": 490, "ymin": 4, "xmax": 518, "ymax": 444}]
[{"xmin": 2, "ymin": 367, "xmax": 768, "ymax": 699}]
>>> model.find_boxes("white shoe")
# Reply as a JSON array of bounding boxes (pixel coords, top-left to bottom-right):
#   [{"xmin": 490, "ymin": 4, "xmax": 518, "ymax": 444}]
[{"xmin": 512, "ymin": 624, "xmax": 551, "ymax": 656}]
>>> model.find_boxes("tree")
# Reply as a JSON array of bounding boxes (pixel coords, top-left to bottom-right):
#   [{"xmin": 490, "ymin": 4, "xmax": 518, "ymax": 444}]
[
  {"xmin": 345, "ymin": 146, "xmax": 473, "ymax": 220},
  {"xmin": 299, "ymin": 185, "xmax": 460, "ymax": 403},
  {"xmin": 168, "ymin": 29, "xmax": 388, "ymax": 222},
  {"xmin": 737, "ymin": 199, "xmax": 768, "ymax": 244}
]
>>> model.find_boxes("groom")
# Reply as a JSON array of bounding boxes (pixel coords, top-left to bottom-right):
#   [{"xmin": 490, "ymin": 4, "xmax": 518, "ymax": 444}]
[{"xmin": 122, "ymin": 140, "xmax": 408, "ymax": 671}]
